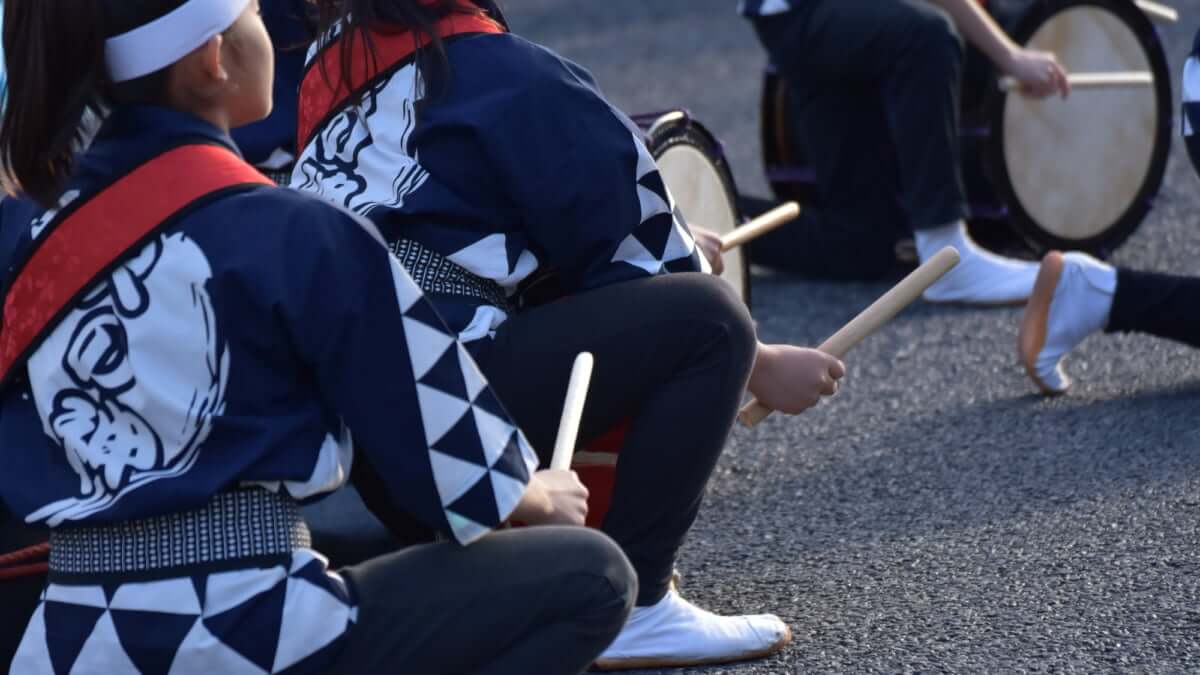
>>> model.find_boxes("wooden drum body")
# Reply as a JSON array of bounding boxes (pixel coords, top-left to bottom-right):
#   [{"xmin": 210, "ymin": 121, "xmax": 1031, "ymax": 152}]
[{"xmin": 761, "ymin": 0, "xmax": 1173, "ymax": 257}]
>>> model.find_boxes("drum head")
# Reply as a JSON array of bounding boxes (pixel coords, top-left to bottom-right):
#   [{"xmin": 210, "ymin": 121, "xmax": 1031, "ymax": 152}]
[
  {"xmin": 993, "ymin": 0, "xmax": 1171, "ymax": 253},
  {"xmin": 645, "ymin": 115, "xmax": 750, "ymax": 305}
]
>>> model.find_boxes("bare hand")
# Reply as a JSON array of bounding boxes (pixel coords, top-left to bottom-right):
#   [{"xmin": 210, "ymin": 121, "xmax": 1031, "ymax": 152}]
[
  {"xmin": 511, "ymin": 469, "xmax": 589, "ymax": 526},
  {"xmin": 691, "ymin": 225, "xmax": 725, "ymax": 276},
  {"xmin": 747, "ymin": 344, "xmax": 846, "ymax": 415},
  {"xmin": 1002, "ymin": 48, "xmax": 1070, "ymax": 99}
]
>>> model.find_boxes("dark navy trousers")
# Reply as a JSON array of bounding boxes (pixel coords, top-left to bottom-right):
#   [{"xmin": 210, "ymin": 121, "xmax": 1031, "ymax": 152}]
[{"xmin": 749, "ymin": 0, "xmax": 970, "ymax": 279}]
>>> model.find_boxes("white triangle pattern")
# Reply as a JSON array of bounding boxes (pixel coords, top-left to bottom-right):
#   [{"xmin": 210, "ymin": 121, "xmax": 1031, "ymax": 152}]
[
  {"xmin": 402, "ymin": 317, "xmax": 456, "ymax": 380},
  {"xmin": 109, "ymin": 577, "xmax": 202, "ymax": 615},
  {"xmin": 490, "ymin": 469, "xmax": 529, "ymax": 522},
  {"xmin": 459, "ymin": 343, "xmax": 489, "ymax": 401},
  {"xmin": 170, "ymin": 620, "xmax": 268, "ymax": 675},
  {"xmin": 272, "ymin": 576, "xmax": 355, "ymax": 673},
  {"xmin": 17, "ymin": 554, "xmax": 359, "ymax": 675},
  {"xmin": 446, "ymin": 510, "xmax": 491, "ymax": 545},
  {"xmin": 472, "ymin": 405, "xmax": 517, "ymax": 467},
  {"xmin": 397, "ymin": 279, "xmax": 535, "ymax": 545},
  {"xmin": 8, "ymin": 604, "xmax": 50, "ymax": 675},
  {"xmin": 611, "ymin": 131, "xmax": 698, "ymax": 277},
  {"xmin": 202, "ymin": 566, "xmax": 289, "ymax": 618},
  {"xmin": 446, "ymin": 234, "xmax": 513, "ymax": 282},
  {"xmin": 44, "ymin": 583, "xmax": 108, "ymax": 608},
  {"xmin": 611, "ymin": 234, "xmax": 665, "ymax": 275},
  {"xmin": 637, "ymin": 184, "xmax": 672, "ymax": 223},
  {"xmin": 427, "ymin": 449, "xmax": 491, "ymax": 506},
  {"xmin": 387, "ymin": 256, "xmax": 425, "ymax": 312},
  {"xmin": 415, "ymin": 383, "xmax": 472, "ymax": 446},
  {"xmin": 662, "ymin": 219, "xmax": 698, "ymax": 262},
  {"xmin": 73, "ymin": 611, "xmax": 143, "ymax": 674},
  {"xmin": 516, "ymin": 431, "xmax": 540, "ymax": 474}
]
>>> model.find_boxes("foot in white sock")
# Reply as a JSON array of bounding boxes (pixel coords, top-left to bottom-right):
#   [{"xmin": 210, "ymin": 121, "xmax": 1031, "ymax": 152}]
[
  {"xmin": 915, "ymin": 221, "xmax": 1039, "ymax": 305},
  {"xmin": 1018, "ymin": 251, "xmax": 1116, "ymax": 394},
  {"xmin": 592, "ymin": 590, "xmax": 790, "ymax": 670}
]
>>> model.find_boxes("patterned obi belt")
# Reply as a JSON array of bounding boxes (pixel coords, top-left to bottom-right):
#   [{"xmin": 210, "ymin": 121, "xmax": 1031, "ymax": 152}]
[
  {"xmin": 48, "ymin": 488, "xmax": 310, "ymax": 578},
  {"xmin": 390, "ymin": 238, "xmax": 513, "ymax": 312}
]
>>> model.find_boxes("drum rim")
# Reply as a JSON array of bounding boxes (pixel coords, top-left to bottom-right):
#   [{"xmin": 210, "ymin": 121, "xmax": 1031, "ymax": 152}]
[
  {"xmin": 643, "ymin": 112, "xmax": 752, "ymax": 307},
  {"xmin": 760, "ymin": 72, "xmax": 818, "ymax": 204},
  {"xmin": 985, "ymin": 0, "xmax": 1172, "ymax": 256}
]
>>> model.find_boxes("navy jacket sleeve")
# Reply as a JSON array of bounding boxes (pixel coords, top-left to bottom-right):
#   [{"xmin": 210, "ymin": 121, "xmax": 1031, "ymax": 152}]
[
  {"xmin": 275, "ymin": 199, "xmax": 539, "ymax": 544},
  {"xmin": 473, "ymin": 38, "xmax": 704, "ymax": 292}
]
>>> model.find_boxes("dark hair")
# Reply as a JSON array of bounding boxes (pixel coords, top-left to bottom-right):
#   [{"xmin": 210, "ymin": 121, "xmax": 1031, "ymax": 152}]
[
  {"xmin": 313, "ymin": 0, "xmax": 508, "ymax": 104},
  {"xmin": 0, "ymin": 0, "xmax": 189, "ymax": 206}
]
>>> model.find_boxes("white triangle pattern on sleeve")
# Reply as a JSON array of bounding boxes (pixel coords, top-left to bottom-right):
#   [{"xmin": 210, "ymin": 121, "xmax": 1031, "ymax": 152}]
[
  {"xmin": 392, "ymin": 260, "xmax": 535, "ymax": 545},
  {"xmin": 611, "ymin": 130, "xmax": 699, "ymax": 276}
]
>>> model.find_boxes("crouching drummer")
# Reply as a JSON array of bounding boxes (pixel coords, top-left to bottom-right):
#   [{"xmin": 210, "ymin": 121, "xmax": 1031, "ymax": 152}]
[
  {"xmin": 0, "ymin": 1, "xmax": 636, "ymax": 673},
  {"xmin": 741, "ymin": 0, "xmax": 1070, "ymax": 303}
]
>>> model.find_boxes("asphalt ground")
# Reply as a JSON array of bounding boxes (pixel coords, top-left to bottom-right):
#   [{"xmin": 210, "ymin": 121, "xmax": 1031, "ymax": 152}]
[{"xmin": 500, "ymin": 1, "xmax": 1200, "ymax": 672}]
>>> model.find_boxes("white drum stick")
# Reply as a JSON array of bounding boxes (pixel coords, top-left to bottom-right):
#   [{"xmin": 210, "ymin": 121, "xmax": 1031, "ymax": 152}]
[
  {"xmin": 549, "ymin": 353, "xmax": 595, "ymax": 470},
  {"xmin": 999, "ymin": 71, "xmax": 1154, "ymax": 92},
  {"xmin": 719, "ymin": 202, "xmax": 801, "ymax": 252},
  {"xmin": 1134, "ymin": 0, "xmax": 1179, "ymax": 23},
  {"xmin": 738, "ymin": 247, "xmax": 961, "ymax": 428}
]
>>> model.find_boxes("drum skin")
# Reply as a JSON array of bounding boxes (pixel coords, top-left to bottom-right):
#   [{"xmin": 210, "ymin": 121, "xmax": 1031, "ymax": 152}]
[
  {"xmin": 760, "ymin": 0, "xmax": 1172, "ymax": 258},
  {"xmin": 989, "ymin": 0, "xmax": 1172, "ymax": 254},
  {"xmin": 643, "ymin": 113, "xmax": 752, "ymax": 306}
]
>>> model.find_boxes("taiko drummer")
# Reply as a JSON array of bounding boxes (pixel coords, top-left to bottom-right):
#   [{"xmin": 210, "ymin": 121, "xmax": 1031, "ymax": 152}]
[
  {"xmin": 294, "ymin": 0, "xmax": 846, "ymax": 668},
  {"xmin": 741, "ymin": 0, "xmax": 1070, "ymax": 303},
  {"xmin": 0, "ymin": 0, "xmax": 646, "ymax": 673}
]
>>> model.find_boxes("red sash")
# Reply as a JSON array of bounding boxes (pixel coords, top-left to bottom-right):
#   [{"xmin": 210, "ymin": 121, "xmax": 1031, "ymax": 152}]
[
  {"xmin": 0, "ymin": 144, "xmax": 273, "ymax": 390},
  {"xmin": 297, "ymin": 11, "xmax": 505, "ymax": 151}
]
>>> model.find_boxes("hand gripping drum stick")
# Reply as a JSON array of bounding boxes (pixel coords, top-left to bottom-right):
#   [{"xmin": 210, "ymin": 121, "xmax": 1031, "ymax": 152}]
[
  {"xmin": 998, "ymin": 71, "xmax": 1154, "ymax": 92},
  {"xmin": 719, "ymin": 202, "xmax": 801, "ymax": 251},
  {"xmin": 738, "ymin": 246, "xmax": 961, "ymax": 428},
  {"xmin": 550, "ymin": 353, "xmax": 596, "ymax": 471}
]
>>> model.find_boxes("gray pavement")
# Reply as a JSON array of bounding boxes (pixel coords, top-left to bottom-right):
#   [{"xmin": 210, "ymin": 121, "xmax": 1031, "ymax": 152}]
[{"xmin": 502, "ymin": 1, "xmax": 1200, "ymax": 671}]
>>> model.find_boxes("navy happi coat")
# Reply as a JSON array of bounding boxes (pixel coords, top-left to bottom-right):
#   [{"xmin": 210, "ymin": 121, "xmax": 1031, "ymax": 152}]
[
  {"xmin": 0, "ymin": 106, "xmax": 537, "ymax": 675},
  {"xmin": 292, "ymin": 17, "xmax": 706, "ymax": 342}
]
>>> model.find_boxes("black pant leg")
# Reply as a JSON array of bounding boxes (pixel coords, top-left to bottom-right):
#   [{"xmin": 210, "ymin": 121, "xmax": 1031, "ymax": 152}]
[
  {"xmin": 878, "ymin": 0, "xmax": 969, "ymax": 230},
  {"xmin": 746, "ymin": 84, "xmax": 910, "ymax": 280},
  {"xmin": 330, "ymin": 527, "xmax": 636, "ymax": 675},
  {"xmin": 479, "ymin": 274, "xmax": 757, "ymax": 605},
  {"xmin": 753, "ymin": 0, "xmax": 968, "ymax": 275},
  {"xmin": 1106, "ymin": 268, "xmax": 1200, "ymax": 348}
]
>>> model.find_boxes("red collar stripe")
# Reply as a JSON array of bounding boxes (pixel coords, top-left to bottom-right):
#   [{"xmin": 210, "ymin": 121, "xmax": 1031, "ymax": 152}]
[
  {"xmin": 297, "ymin": 12, "xmax": 504, "ymax": 150},
  {"xmin": 0, "ymin": 144, "xmax": 272, "ymax": 386}
]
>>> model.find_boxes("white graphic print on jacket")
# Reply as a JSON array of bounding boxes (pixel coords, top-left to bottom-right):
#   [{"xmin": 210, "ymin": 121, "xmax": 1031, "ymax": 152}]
[
  {"xmin": 293, "ymin": 69, "xmax": 430, "ymax": 217},
  {"xmin": 24, "ymin": 232, "xmax": 228, "ymax": 526}
]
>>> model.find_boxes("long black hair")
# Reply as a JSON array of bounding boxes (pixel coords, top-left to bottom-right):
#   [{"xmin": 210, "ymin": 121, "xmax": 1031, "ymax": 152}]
[
  {"xmin": 0, "ymin": 0, "xmax": 190, "ymax": 207},
  {"xmin": 312, "ymin": 0, "xmax": 508, "ymax": 103}
]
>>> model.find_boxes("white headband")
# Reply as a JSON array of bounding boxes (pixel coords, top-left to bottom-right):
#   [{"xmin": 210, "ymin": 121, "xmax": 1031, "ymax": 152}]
[{"xmin": 105, "ymin": 0, "xmax": 251, "ymax": 83}]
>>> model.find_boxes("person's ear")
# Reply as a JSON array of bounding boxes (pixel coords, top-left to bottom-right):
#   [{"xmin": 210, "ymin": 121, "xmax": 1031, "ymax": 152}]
[{"xmin": 197, "ymin": 34, "xmax": 229, "ymax": 87}]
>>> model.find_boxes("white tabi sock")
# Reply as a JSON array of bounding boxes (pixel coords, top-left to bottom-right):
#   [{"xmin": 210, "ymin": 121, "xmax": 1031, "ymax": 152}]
[
  {"xmin": 1020, "ymin": 251, "xmax": 1116, "ymax": 393},
  {"xmin": 594, "ymin": 589, "xmax": 790, "ymax": 669},
  {"xmin": 914, "ymin": 220, "xmax": 1039, "ymax": 305}
]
